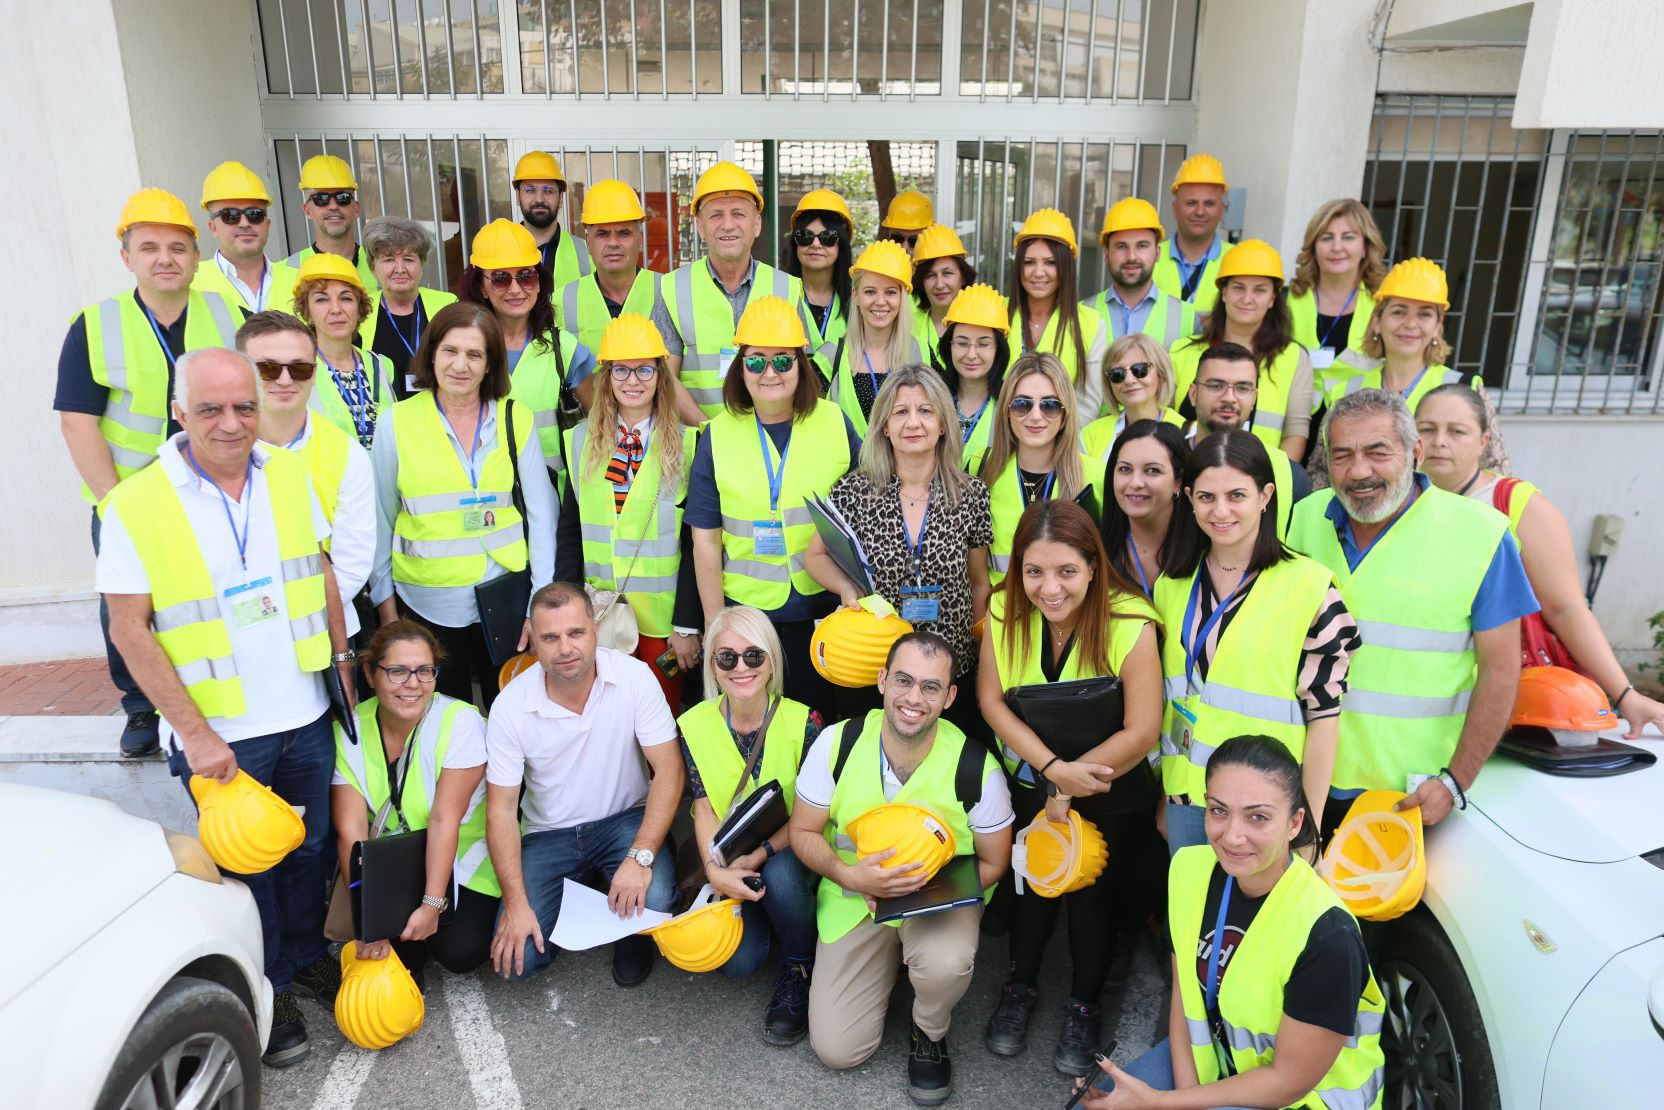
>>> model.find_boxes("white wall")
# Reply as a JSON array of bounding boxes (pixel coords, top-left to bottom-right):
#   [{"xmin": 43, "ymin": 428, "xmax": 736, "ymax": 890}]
[{"xmin": 1516, "ymin": 0, "xmax": 1664, "ymax": 128}]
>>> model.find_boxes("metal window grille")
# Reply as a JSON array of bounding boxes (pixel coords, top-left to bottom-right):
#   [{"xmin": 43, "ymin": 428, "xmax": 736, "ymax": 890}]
[{"xmin": 256, "ymin": 0, "xmax": 506, "ymax": 97}]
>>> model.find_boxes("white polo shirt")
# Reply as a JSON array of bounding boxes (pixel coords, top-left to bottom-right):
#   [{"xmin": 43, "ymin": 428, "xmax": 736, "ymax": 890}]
[
  {"xmin": 96, "ymin": 434, "xmax": 331, "ymax": 751},
  {"xmin": 261, "ymin": 412, "xmax": 374, "ymax": 637},
  {"xmin": 795, "ymin": 720, "xmax": 1015, "ymax": 835},
  {"xmin": 485, "ymin": 647, "xmax": 679, "ymax": 834}
]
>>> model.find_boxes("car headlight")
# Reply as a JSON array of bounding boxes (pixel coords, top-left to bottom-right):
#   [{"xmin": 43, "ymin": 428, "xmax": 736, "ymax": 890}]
[{"xmin": 164, "ymin": 828, "xmax": 223, "ymax": 884}]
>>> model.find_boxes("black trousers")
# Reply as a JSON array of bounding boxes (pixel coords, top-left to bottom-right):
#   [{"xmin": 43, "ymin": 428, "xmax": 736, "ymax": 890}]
[
  {"xmin": 771, "ymin": 600, "xmax": 839, "ymax": 722},
  {"xmin": 91, "ymin": 509, "xmax": 151, "ymax": 716},
  {"xmin": 391, "ymin": 884, "xmax": 501, "ymax": 976},
  {"xmin": 401, "ymin": 606, "xmax": 504, "ymax": 712}
]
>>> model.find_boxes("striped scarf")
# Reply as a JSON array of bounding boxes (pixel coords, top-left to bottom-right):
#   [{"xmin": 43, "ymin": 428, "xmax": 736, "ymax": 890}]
[{"xmin": 604, "ymin": 425, "xmax": 644, "ymax": 511}]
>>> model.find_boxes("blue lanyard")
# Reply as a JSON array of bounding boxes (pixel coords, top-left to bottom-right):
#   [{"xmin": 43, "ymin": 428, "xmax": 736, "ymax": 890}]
[
  {"xmin": 182, "ymin": 444, "xmax": 255, "ymax": 570},
  {"xmin": 381, "ymin": 298, "xmax": 423, "ymax": 357},
  {"xmin": 322, "ymin": 349, "xmax": 377, "ymax": 443},
  {"xmin": 1127, "ymin": 538, "xmax": 1151, "ymax": 597},
  {"xmin": 1315, "ymin": 286, "xmax": 1359, "ymax": 349},
  {"xmin": 141, "ymin": 306, "xmax": 179, "ymax": 369},
  {"xmin": 1393, "ymin": 366, "xmax": 1430, "ymax": 399},
  {"xmin": 284, "ymin": 419, "xmax": 307, "ymax": 450},
  {"xmin": 1181, "ymin": 567, "xmax": 1249, "ymax": 691},
  {"xmin": 756, "ymin": 419, "xmax": 789, "ymax": 516},
  {"xmin": 1205, "ymin": 875, "xmax": 1235, "ymax": 1013},
  {"xmin": 435, "ymin": 392, "xmax": 488, "ymax": 489},
  {"xmin": 1171, "ymin": 240, "xmax": 1210, "ymax": 295},
  {"xmin": 899, "ymin": 487, "xmax": 932, "ymax": 582},
  {"xmin": 862, "ymin": 350, "xmax": 882, "ymax": 408},
  {"xmin": 959, "ymin": 396, "xmax": 990, "ymax": 445}
]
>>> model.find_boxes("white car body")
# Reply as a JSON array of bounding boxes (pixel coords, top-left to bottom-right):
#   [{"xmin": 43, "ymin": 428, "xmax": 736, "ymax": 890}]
[
  {"xmin": 1416, "ymin": 727, "xmax": 1664, "ymax": 1107},
  {"xmin": 0, "ymin": 783, "xmax": 272, "ymax": 1109}
]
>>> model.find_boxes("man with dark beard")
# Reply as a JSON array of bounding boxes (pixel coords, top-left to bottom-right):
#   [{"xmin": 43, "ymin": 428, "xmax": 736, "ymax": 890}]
[
  {"xmin": 1289, "ymin": 388, "xmax": 1535, "ymax": 829},
  {"xmin": 1083, "ymin": 197, "xmax": 1197, "ymax": 348},
  {"xmin": 1181, "ymin": 344, "xmax": 1311, "ymax": 529},
  {"xmin": 513, "ymin": 151, "xmax": 593, "ymax": 288}
]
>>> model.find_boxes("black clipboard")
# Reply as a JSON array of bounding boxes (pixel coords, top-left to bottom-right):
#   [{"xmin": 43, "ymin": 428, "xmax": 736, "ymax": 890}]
[
  {"xmin": 1006, "ymin": 676, "xmax": 1158, "ymax": 814},
  {"xmin": 874, "ymin": 855, "xmax": 983, "ymax": 923},
  {"xmin": 350, "ymin": 829, "xmax": 430, "ymax": 941},
  {"xmin": 711, "ymin": 780, "xmax": 788, "ymax": 867}
]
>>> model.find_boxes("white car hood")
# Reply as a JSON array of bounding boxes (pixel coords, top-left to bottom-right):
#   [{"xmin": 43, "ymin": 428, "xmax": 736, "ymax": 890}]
[{"xmin": 1471, "ymin": 741, "xmax": 1664, "ymax": 863}]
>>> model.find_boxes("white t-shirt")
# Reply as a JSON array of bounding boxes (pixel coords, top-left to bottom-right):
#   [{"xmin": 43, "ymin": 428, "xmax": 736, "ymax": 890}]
[
  {"xmin": 330, "ymin": 701, "xmax": 487, "ymax": 788},
  {"xmin": 262, "ymin": 413, "xmax": 375, "ymax": 638},
  {"xmin": 485, "ymin": 647, "xmax": 679, "ymax": 834},
  {"xmin": 96, "ymin": 434, "xmax": 331, "ymax": 751},
  {"xmin": 794, "ymin": 718, "xmax": 1015, "ymax": 835}
]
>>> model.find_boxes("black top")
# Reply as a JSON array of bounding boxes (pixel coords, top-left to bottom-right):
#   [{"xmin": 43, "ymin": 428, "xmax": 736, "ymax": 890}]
[
  {"xmin": 1039, "ymin": 627, "xmax": 1077, "ymax": 683},
  {"xmin": 371, "ymin": 298, "xmax": 429, "ymax": 398},
  {"xmin": 54, "ymin": 291, "xmax": 186, "ymax": 439},
  {"xmin": 1314, "ymin": 312, "xmax": 1355, "ymax": 354}
]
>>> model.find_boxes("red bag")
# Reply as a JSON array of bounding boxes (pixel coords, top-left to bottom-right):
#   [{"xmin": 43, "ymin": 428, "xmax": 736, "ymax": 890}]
[{"xmin": 1492, "ymin": 478, "xmax": 1587, "ymax": 674}]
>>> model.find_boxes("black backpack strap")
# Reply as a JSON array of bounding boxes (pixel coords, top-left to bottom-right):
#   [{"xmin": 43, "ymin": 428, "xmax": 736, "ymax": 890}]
[
  {"xmin": 831, "ymin": 716, "xmax": 865, "ymax": 784},
  {"xmin": 954, "ymin": 736, "xmax": 986, "ymax": 814}
]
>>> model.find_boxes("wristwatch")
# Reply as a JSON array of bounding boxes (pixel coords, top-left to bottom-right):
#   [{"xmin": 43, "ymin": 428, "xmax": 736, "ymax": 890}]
[
  {"xmin": 421, "ymin": 894, "xmax": 448, "ymax": 912},
  {"xmin": 625, "ymin": 847, "xmax": 656, "ymax": 869},
  {"xmin": 332, "ymin": 650, "xmax": 357, "ymax": 664}
]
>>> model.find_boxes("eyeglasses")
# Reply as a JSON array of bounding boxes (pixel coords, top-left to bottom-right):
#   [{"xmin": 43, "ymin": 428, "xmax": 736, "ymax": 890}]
[
  {"xmin": 609, "ymin": 363, "xmax": 657, "ymax": 381},
  {"xmin": 743, "ymin": 354, "xmax": 796, "ymax": 375},
  {"xmin": 886, "ymin": 671, "xmax": 947, "ymax": 699},
  {"xmin": 713, "ymin": 648, "xmax": 769, "ymax": 671},
  {"xmin": 1108, "ymin": 362, "xmax": 1151, "ymax": 385},
  {"xmin": 1009, "ymin": 396, "xmax": 1065, "ymax": 417},
  {"xmin": 307, "ymin": 191, "xmax": 356, "ymax": 208},
  {"xmin": 255, "ymin": 359, "xmax": 316, "ymax": 383},
  {"xmin": 212, "ymin": 207, "xmax": 267, "ymax": 226},
  {"xmin": 376, "ymin": 664, "xmax": 440, "ymax": 684},
  {"xmin": 793, "ymin": 228, "xmax": 840, "ymax": 247},
  {"xmin": 518, "ymin": 184, "xmax": 561, "ymax": 198},
  {"xmin": 1198, "ymin": 379, "xmax": 1257, "ymax": 398},
  {"xmin": 950, "ymin": 336, "xmax": 997, "ymax": 353},
  {"xmin": 886, "ymin": 232, "xmax": 921, "ymax": 249},
  {"xmin": 486, "ymin": 268, "xmax": 540, "ymax": 291}
]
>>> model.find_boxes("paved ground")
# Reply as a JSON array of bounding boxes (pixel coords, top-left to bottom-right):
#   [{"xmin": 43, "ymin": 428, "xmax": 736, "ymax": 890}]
[{"xmin": 0, "ymin": 657, "xmax": 120, "ymax": 716}]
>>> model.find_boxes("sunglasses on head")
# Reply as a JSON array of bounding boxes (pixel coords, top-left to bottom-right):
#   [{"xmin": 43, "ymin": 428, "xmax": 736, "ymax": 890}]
[
  {"xmin": 486, "ymin": 268, "xmax": 540, "ymax": 291},
  {"xmin": 793, "ymin": 228, "xmax": 840, "ymax": 247},
  {"xmin": 1108, "ymin": 362, "xmax": 1152, "ymax": 385},
  {"xmin": 255, "ymin": 359, "xmax": 316, "ymax": 383},
  {"xmin": 307, "ymin": 191, "xmax": 356, "ymax": 208},
  {"xmin": 1009, "ymin": 396, "xmax": 1065, "ymax": 416},
  {"xmin": 213, "ymin": 207, "xmax": 267, "ymax": 226},
  {"xmin": 743, "ymin": 353, "xmax": 796, "ymax": 375},
  {"xmin": 714, "ymin": 648, "xmax": 769, "ymax": 671}
]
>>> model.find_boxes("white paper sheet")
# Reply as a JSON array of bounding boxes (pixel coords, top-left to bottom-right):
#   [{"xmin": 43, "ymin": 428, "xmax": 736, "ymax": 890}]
[{"xmin": 549, "ymin": 878, "xmax": 671, "ymax": 950}]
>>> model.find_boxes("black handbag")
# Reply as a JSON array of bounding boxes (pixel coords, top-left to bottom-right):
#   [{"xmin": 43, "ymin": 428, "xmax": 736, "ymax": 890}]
[
  {"xmin": 1005, "ymin": 676, "xmax": 1159, "ymax": 815},
  {"xmin": 473, "ymin": 400, "xmax": 534, "ymax": 666}
]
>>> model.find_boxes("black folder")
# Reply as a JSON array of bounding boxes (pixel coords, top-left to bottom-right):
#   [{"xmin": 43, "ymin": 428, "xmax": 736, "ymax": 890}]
[
  {"xmin": 711, "ymin": 780, "xmax": 789, "ymax": 868},
  {"xmin": 1006, "ymin": 677, "xmax": 1158, "ymax": 814},
  {"xmin": 1499, "ymin": 726, "xmax": 1656, "ymax": 777},
  {"xmin": 325, "ymin": 663, "xmax": 358, "ymax": 745},
  {"xmin": 874, "ymin": 855, "xmax": 983, "ymax": 923},
  {"xmin": 350, "ymin": 829, "xmax": 430, "ymax": 942}
]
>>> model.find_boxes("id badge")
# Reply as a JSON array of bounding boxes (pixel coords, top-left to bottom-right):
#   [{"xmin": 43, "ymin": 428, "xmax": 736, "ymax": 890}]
[
  {"xmin": 1406, "ymin": 772, "xmax": 1433, "ymax": 794},
  {"xmin": 719, "ymin": 346, "xmax": 739, "ymax": 379},
  {"xmin": 405, "ymin": 374, "xmax": 420, "ymax": 393},
  {"xmin": 461, "ymin": 493, "xmax": 498, "ymax": 532},
  {"xmin": 1170, "ymin": 699, "xmax": 1198, "ymax": 751},
  {"xmin": 899, "ymin": 584, "xmax": 942, "ymax": 623},
  {"xmin": 1309, "ymin": 347, "xmax": 1337, "ymax": 370},
  {"xmin": 225, "ymin": 576, "xmax": 280, "ymax": 630},
  {"xmin": 753, "ymin": 518, "xmax": 787, "ymax": 556}
]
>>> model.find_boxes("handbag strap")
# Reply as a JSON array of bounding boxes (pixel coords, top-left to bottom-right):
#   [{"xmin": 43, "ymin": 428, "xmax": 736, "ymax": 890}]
[
  {"xmin": 504, "ymin": 399, "xmax": 530, "ymax": 547},
  {"xmin": 726, "ymin": 696, "xmax": 782, "ymax": 813}
]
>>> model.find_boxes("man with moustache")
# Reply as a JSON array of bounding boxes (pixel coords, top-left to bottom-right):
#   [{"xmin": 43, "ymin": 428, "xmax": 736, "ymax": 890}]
[
  {"xmin": 1083, "ymin": 198, "xmax": 1197, "ymax": 347},
  {"xmin": 1289, "ymin": 389, "xmax": 1535, "ymax": 828},
  {"xmin": 1182, "ymin": 344, "xmax": 1311, "ymax": 528},
  {"xmin": 555, "ymin": 179, "xmax": 662, "ymax": 407},
  {"xmin": 1153, "ymin": 154, "xmax": 1236, "ymax": 314},
  {"xmin": 193, "ymin": 161, "xmax": 298, "ymax": 316},
  {"xmin": 514, "ymin": 151, "xmax": 594, "ymax": 288}
]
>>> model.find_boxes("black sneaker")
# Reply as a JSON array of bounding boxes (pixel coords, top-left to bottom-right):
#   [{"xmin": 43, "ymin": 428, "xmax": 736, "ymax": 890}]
[
  {"xmin": 763, "ymin": 959, "xmax": 811, "ymax": 1046},
  {"xmin": 612, "ymin": 934, "xmax": 654, "ymax": 988},
  {"xmin": 292, "ymin": 954, "xmax": 342, "ymax": 1005},
  {"xmin": 120, "ymin": 710, "xmax": 160, "ymax": 758},
  {"xmin": 1053, "ymin": 999, "xmax": 1102, "ymax": 1077},
  {"xmin": 984, "ymin": 982, "xmax": 1038, "ymax": 1056},
  {"xmin": 263, "ymin": 991, "xmax": 309, "ymax": 1068},
  {"xmin": 907, "ymin": 1022, "xmax": 953, "ymax": 1105}
]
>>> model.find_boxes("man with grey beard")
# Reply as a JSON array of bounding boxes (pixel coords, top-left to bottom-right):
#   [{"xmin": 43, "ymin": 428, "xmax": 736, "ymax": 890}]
[{"xmin": 1288, "ymin": 388, "xmax": 1536, "ymax": 829}]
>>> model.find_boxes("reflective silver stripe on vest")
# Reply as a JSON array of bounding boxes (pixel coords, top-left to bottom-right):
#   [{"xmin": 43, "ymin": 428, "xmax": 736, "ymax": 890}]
[
  {"xmin": 770, "ymin": 269, "xmax": 789, "ymax": 298},
  {"xmin": 290, "ymin": 608, "xmax": 328, "ymax": 643},
  {"xmin": 1157, "ymin": 298, "xmax": 1185, "ymax": 346},
  {"xmin": 720, "ymin": 508, "xmax": 813, "ymax": 533},
  {"xmin": 281, "ymin": 553, "xmax": 323, "ymax": 582},
  {"xmin": 1343, "ymin": 687, "xmax": 1472, "ymax": 719},
  {"xmin": 572, "ymin": 235, "xmax": 593, "ymax": 276},
  {"xmin": 1160, "ymin": 728, "xmax": 1184, "ymax": 757},
  {"xmin": 1185, "ymin": 1016, "xmax": 1211, "ymax": 1048},
  {"xmin": 534, "ymin": 409, "xmax": 560, "ymax": 430},
  {"xmin": 687, "ymin": 383, "xmax": 725, "ymax": 405},
  {"xmin": 1165, "ymin": 674, "xmax": 1303, "ymax": 727},
  {"xmin": 1346, "ymin": 1009, "xmax": 1385, "ymax": 1049},
  {"xmin": 722, "ymin": 558, "xmax": 792, "ymax": 583},
  {"xmin": 454, "ymin": 824, "xmax": 491, "ymax": 895},
  {"xmin": 673, "ymin": 272, "xmax": 721, "ymax": 371},
  {"xmin": 201, "ymin": 291, "xmax": 238, "ymax": 343},
  {"xmin": 97, "ymin": 299, "xmax": 169, "ymax": 438},
  {"xmin": 1315, "ymin": 1070, "xmax": 1385, "ymax": 1110},
  {"xmin": 1255, "ymin": 408, "xmax": 1285, "ymax": 431},
  {"xmin": 110, "ymin": 442, "xmax": 157, "ymax": 470},
  {"xmin": 989, "ymin": 552, "xmax": 1011, "ymax": 573},
  {"xmin": 1355, "ymin": 620, "xmax": 1473, "ymax": 654},
  {"xmin": 152, "ymin": 598, "xmax": 220, "ymax": 633},
  {"xmin": 561, "ymin": 281, "xmax": 582, "ymax": 330},
  {"xmin": 176, "ymin": 654, "xmax": 238, "ymax": 687},
  {"xmin": 834, "ymin": 832, "xmax": 856, "ymax": 853},
  {"xmin": 400, "ymin": 490, "xmax": 514, "ymax": 515},
  {"xmin": 397, "ymin": 525, "xmax": 524, "ymax": 559}
]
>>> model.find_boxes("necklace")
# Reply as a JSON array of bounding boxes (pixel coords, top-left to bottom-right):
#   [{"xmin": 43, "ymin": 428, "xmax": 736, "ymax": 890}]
[
  {"xmin": 1209, "ymin": 553, "xmax": 1243, "ymax": 573},
  {"xmin": 899, "ymin": 483, "xmax": 931, "ymax": 505}
]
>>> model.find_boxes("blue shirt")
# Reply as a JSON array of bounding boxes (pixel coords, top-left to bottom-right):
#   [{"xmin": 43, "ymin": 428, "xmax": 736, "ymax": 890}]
[
  {"xmin": 1169, "ymin": 235, "xmax": 1224, "ymax": 298},
  {"xmin": 1106, "ymin": 286, "xmax": 1158, "ymax": 339}
]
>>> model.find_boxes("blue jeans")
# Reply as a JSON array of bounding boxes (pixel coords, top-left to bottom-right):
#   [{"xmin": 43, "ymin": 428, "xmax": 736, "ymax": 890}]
[
  {"xmin": 169, "ymin": 711, "xmax": 334, "ymax": 993},
  {"xmin": 1097, "ymin": 1038, "xmax": 1251, "ymax": 1109},
  {"xmin": 507, "ymin": 805, "xmax": 675, "ymax": 980},
  {"xmin": 720, "ymin": 847, "xmax": 818, "ymax": 978},
  {"xmin": 91, "ymin": 508, "xmax": 151, "ymax": 716},
  {"xmin": 1165, "ymin": 801, "xmax": 1209, "ymax": 856}
]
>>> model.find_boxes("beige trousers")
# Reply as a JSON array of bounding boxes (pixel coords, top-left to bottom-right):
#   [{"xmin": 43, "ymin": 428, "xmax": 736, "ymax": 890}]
[{"xmin": 807, "ymin": 905, "xmax": 982, "ymax": 1070}]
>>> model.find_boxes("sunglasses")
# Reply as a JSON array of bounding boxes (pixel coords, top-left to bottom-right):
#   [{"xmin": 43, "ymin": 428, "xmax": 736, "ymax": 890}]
[
  {"xmin": 307, "ymin": 191, "xmax": 356, "ymax": 208},
  {"xmin": 793, "ymin": 228, "xmax": 840, "ymax": 247},
  {"xmin": 255, "ymin": 359, "xmax": 317, "ymax": 383},
  {"xmin": 1108, "ymin": 362, "xmax": 1152, "ymax": 385},
  {"xmin": 213, "ymin": 207, "xmax": 268, "ymax": 226},
  {"xmin": 714, "ymin": 648, "xmax": 769, "ymax": 671},
  {"xmin": 743, "ymin": 354, "xmax": 796, "ymax": 375},
  {"xmin": 1009, "ymin": 396, "xmax": 1065, "ymax": 416},
  {"xmin": 609, "ymin": 363, "xmax": 657, "ymax": 381},
  {"xmin": 887, "ymin": 232, "xmax": 920, "ymax": 249},
  {"xmin": 486, "ymin": 268, "xmax": 540, "ymax": 291}
]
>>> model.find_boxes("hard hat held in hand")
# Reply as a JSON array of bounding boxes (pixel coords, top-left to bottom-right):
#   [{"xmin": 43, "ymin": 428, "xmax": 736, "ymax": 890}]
[
  {"xmin": 912, "ymin": 224, "xmax": 968, "ymax": 264},
  {"xmin": 846, "ymin": 802, "xmax": 957, "ymax": 882},
  {"xmin": 810, "ymin": 606, "xmax": 914, "ymax": 689},
  {"xmin": 643, "ymin": 885, "xmax": 743, "ymax": 973},
  {"xmin": 498, "ymin": 651, "xmax": 539, "ymax": 690},
  {"xmin": 944, "ymin": 284, "xmax": 1010, "ymax": 334},
  {"xmin": 1510, "ymin": 665, "xmax": 1617, "ymax": 733},
  {"xmin": 1317, "ymin": 790, "xmax": 1426, "ymax": 922},
  {"xmin": 334, "ymin": 942, "xmax": 425, "ymax": 1050},
  {"xmin": 1011, "ymin": 809, "xmax": 1108, "ymax": 898},
  {"xmin": 188, "ymin": 770, "xmax": 305, "ymax": 875},
  {"xmin": 851, "ymin": 240, "xmax": 915, "ymax": 291}
]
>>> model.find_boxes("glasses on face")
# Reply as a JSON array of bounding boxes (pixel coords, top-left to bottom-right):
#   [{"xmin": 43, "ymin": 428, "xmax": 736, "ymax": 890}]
[
  {"xmin": 255, "ymin": 359, "xmax": 316, "ymax": 383},
  {"xmin": 887, "ymin": 671, "xmax": 947, "ymax": 699},
  {"xmin": 213, "ymin": 207, "xmax": 267, "ymax": 226},
  {"xmin": 609, "ymin": 363, "xmax": 657, "ymax": 382},
  {"xmin": 744, "ymin": 354, "xmax": 796, "ymax": 375},
  {"xmin": 1009, "ymin": 396, "xmax": 1065, "ymax": 417},
  {"xmin": 888, "ymin": 233, "xmax": 920, "ymax": 250},
  {"xmin": 1108, "ymin": 362, "xmax": 1152, "ymax": 385},
  {"xmin": 793, "ymin": 228, "xmax": 839, "ymax": 247},
  {"xmin": 518, "ymin": 184, "xmax": 560, "ymax": 198},
  {"xmin": 713, "ymin": 648, "xmax": 769, "ymax": 671},
  {"xmin": 376, "ymin": 663, "xmax": 440, "ymax": 684},
  {"xmin": 308, "ymin": 191, "xmax": 356, "ymax": 208},
  {"xmin": 950, "ymin": 336, "xmax": 996, "ymax": 354},
  {"xmin": 486, "ymin": 268, "xmax": 540, "ymax": 291},
  {"xmin": 1199, "ymin": 379, "xmax": 1257, "ymax": 398}
]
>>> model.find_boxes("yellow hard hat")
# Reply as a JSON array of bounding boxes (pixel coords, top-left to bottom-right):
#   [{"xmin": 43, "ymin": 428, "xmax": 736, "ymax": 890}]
[
  {"xmin": 642, "ymin": 885, "xmax": 744, "ymax": 973},
  {"xmin": 883, "ymin": 190, "xmax": 935, "ymax": 231},
  {"xmin": 1215, "ymin": 239, "xmax": 1285, "ymax": 285},
  {"xmin": 850, "ymin": 240, "xmax": 915, "ymax": 292},
  {"xmin": 498, "ymin": 652, "xmax": 539, "ymax": 690},
  {"xmin": 513, "ymin": 150, "xmax": 566, "ymax": 186},
  {"xmin": 296, "ymin": 251, "xmax": 367, "ymax": 294},
  {"xmin": 1014, "ymin": 208, "xmax": 1079, "ymax": 258},
  {"xmin": 943, "ymin": 283, "xmax": 1011, "ymax": 334},
  {"xmin": 298, "ymin": 154, "xmax": 358, "ymax": 192},
  {"xmin": 189, "ymin": 771, "xmax": 305, "ymax": 875},
  {"xmin": 733, "ymin": 295, "xmax": 809, "ymax": 349},
  {"xmin": 580, "ymin": 178, "xmax": 645, "ymax": 225},
  {"xmin": 1317, "ymin": 790, "xmax": 1427, "ymax": 922},
  {"xmin": 1170, "ymin": 153, "xmax": 1228, "ymax": 194},
  {"xmin": 846, "ymin": 802, "xmax": 957, "ymax": 882},
  {"xmin": 810, "ymin": 606, "xmax": 915, "ymax": 688},
  {"xmin": 116, "ymin": 188, "xmax": 197, "ymax": 241},
  {"xmin": 201, "ymin": 161, "xmax": 273, "ymax": 208},
  {"xmin": 334, "ymin": 942, "xmax": 425, "ymax": 1050},
  {"xmin": 1012, "ymin": 810, "xmax": 1108, "ymax": 898},
  {"xmin": 912, "ymin": 224, "xmax": 968, "ymax": 264},
  {"xmin": 1099, "ymin": 197, "xmax": 1164, "ymax": 246},
  {"xmin": 1374, "ymin": 257, "xmax": 1450, "ymax": 311},
  {"xmin": 792, "ymin": 188, "xmax": 854, "ymax": 226},
  {"xmin": 598, "ymin": 312, "xmax": 669, "ymax": 362},
  {"xmin": 470, "ymin": 218, "xmax": 542, "ymax": 270},
  {"xmin": 694, "ymin": 161, "xmax": 764, "ymax": 214}
]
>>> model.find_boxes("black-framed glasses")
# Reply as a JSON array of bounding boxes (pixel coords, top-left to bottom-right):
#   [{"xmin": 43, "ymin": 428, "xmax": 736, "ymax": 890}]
[
  {"xmin": 486, "ymin": 268, "xmax": 540, "ymax": 291},
  {"xmin": 1009, "ymin": 396, "xmax": 1065, "ymax": 417},
  {"xmin": 213, "ymin": 207, "xmax": 267, "ymax": 226},
  {"xmin": 793, "ymin": 228, "xmax": 840, "ymax": 247},
  {"xmin": 1108, "ymin": 362, "xmax": 1151, "ymax": 385},
  {"xmin": 713, "ymin": 648, "xmax": 769, "ymax": 671},
  {"xmin": 885, "ymin": 231, "xmax": 921, "ymax": 249},
  {"xmin": 307, "ymin": 191, "xmax": 356, "ymax": 208},
  {"xmin": 609, "ymin": 363, "xmax": 657, "ymax": 381},
  {"xmin": 376, "ymin": 664, "xmax": 440, "ymax": 684},
  {"xmin": 744, "ymin": 354, "xmax": 796, "ymax": 375},
  {"xmin": 1199, "ymin": 379, "xmax": 1257, "ymax": 398},
  {"xmin": 255, "ymin": 359, "xmax": 316, "ymax": 383}
]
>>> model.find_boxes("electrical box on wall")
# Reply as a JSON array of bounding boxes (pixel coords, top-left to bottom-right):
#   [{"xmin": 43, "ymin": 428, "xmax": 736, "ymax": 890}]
[
  {"xmin": 1223, "ymin": 186, "xmax": 1247, "ymax": 236},
  {"xmin": 1589, "ymin": 514, "xmax": 1624, "ymax": 557}
]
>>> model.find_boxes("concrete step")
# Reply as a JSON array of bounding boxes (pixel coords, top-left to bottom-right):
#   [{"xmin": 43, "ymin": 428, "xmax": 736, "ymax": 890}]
[{"xmin": 0, "ymin": 715, "xmax": 196, "ymax": 831}]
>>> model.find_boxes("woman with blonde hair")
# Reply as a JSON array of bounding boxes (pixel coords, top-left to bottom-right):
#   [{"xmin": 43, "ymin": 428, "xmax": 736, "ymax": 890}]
[
  {"xmin": 1079, "ymin": 333, "xmax": 1184, "ymax": 467},
  {"xmin": 820, "ymin": 240, "xmax": 927, "ymax": 435},
  {"xmin": 1286, "ymin": 199, "xmax": 1388, "ymax": 390}
]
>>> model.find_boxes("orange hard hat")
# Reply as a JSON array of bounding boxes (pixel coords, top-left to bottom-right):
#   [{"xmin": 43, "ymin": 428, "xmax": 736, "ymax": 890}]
[{"xmin": 1510, "ymin": 666, "xmax": 1617, "ymax": 732}]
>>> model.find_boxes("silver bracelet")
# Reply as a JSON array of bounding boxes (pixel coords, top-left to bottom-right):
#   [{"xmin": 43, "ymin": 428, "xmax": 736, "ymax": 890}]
[
  {"xmin": 1436, "ymin": 772, "xmax": 1466, "ymax": 811},
  {"xmin": 421, "ymin": 894, "xmax": 448, "ymax": 911}
]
